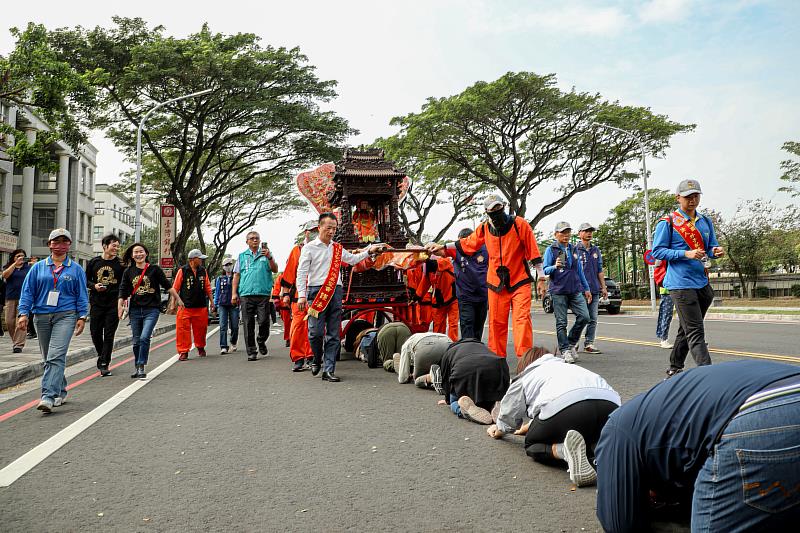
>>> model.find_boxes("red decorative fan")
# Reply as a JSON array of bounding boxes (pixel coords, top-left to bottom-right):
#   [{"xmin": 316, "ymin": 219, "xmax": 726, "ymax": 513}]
[{"xmin": 296, "ymin": 163, "xmax": 336, "ymax": 214}]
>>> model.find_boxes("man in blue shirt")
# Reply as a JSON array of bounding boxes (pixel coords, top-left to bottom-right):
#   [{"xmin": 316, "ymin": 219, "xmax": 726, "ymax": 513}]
[
  {"xmin": 443, "ymin": 227, "xmax": 489, "ymax": 341},
  {"xmin": 651, "ymin": 179, "xmax": 725, "ymax": 377},
  {"xmin": 575, "ymin": 223, "xmax": 608, "ymax": 354},
  {"xmin": 595, "ymin": 360, "xmax": 800, "ymax": 533},
  {"xmin": 542, "ymin": 221, "xmax": 591, "ymax": 364}
]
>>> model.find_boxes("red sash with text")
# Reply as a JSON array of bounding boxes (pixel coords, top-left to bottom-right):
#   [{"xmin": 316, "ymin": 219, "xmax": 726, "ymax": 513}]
[
  {"xmin": 671, "ymin": 211, "xmax": 705, "ymax": 253},
  {"xmin": 307, "ymin": 242, "xmax": 343, "ymax": 319}
]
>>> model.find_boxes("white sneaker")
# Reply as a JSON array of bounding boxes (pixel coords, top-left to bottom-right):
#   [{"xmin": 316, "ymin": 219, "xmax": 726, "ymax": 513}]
[
  {"xmin": 53, "ymin": 397, "xmax": 66, "ymax": 407},
  {"xmin": 660, "ymin": 339, "xmax": 674, "ymax": 349},
  {"xmin": 563, "ymin": 430, "xmax": 597, "ymax": 487},
  {"xmin": 37, "ymin": 399, "xmax": 53, "ymax": 413},
  {"xmin": 230, "ymin": 344, "xmax": 237, "ymax": 352},
  {"xmin": 563, "ymin": 348, "xmax": 577, "ymax": 364},
  {"xmin": 220, "ymin": 347, "xmax": 229, "ymax": 355}
]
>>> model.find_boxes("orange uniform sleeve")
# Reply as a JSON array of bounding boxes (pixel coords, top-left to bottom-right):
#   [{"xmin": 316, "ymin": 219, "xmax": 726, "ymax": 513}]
[
  {"xmin": 416, "ymin": 268, "xmax": 432, "ymax": 299},
  {"xmin": 272, "ymin": 275, "xmax": 282, "ymax": 297},
  {"xmin": 456, "ymin": 223, "xmax": 487, "ymax": 255},
  {"xmin": 281, "ymin": 246, "xmax": 301, "ymax": 288},
  {"xmin": 172, "ymin": 268, "xmax": 184, "ymax": 292},
  {"xmin": 516, "ymin": 217, "xmax": 542, "ymax": 262},
  {"xmin": 204, "ymin": 273, "xmax": 213, "ymax": 299}
]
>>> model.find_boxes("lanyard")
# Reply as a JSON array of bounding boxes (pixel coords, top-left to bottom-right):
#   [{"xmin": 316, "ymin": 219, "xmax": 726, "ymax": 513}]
[{"xmin": 50, "ymin": 263, "xmax": 66, "ymax": 290}]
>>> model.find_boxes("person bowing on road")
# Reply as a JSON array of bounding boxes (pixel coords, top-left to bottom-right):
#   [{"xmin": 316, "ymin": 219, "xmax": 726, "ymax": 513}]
[{"xmin": 296, "ymin": 213, "xmax": 388, "ymax": 382}]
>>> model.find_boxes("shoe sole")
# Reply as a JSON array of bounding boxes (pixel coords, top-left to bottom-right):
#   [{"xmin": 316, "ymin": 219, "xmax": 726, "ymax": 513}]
[
  {"xmin": 430, "ymin": 365, "xmax": 444, "ymax": 395},
  {"xmin": 37, "ymin": 403, "xmax": 52, "ymax": 413},
  {"xmin": 458, "ymin": 396, "xmax": 493, "ymax": 425},
  {"xmin": 563, "ymin": 430, "xmax": 596, "ymax": 487},
  {"xmin": 583, "ymin": 348, "xmax": 602, "ymax": 354}
]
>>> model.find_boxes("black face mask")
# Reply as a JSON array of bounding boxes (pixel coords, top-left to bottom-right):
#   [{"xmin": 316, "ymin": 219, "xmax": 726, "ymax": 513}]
[{"xmin": 488, "ymin": 209, "xmax": 506, "ymax": 228}]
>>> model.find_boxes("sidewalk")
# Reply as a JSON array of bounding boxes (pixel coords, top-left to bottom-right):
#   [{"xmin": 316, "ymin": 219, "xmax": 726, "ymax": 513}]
[
  {"xmin": 0, "ymin": 314, "xmax": 176, "ymax": 391},
  {"xmin": 624, "ymin": 306, "xmax": 800, "ymax": 322}
]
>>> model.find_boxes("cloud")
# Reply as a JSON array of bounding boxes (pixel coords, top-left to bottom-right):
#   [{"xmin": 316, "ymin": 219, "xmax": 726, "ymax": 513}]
[
  {"xmin": 638, "ymin": 0, "xmax": 693, "ymax": 24},
  {"xmin": 467, "ymin": 1, "xmax": 630, "ymax": 36}
]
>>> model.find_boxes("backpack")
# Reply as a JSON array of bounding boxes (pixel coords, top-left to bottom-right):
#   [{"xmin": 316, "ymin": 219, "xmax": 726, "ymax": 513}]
[{"xmin": 360, "ymin": 330, "xmax": 381, "ymax": 368}]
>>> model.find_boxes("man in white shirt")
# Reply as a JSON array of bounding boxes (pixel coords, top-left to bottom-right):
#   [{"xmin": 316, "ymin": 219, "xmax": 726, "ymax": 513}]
[{"xmin": 297, "ymin": 213, "xmax": 388, "ymax": 382}]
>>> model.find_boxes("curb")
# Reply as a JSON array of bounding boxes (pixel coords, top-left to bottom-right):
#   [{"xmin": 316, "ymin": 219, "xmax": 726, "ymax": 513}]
[
  {"xmin": 623, "ymin": 310, "xmax": 800, "ymax": 322},
  {"xmin": 0, "ymin": 324, "xmax": 175, "ymax": 392}
]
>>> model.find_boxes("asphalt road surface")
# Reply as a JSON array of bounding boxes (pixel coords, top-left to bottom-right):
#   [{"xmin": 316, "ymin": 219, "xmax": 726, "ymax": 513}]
[{"xmin": 1, "ymin": 313, "xmax": 798, "ymax": 532}]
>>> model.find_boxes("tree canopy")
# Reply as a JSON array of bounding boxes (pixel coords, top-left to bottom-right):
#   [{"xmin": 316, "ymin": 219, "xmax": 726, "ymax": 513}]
[
  {"xmin": 779, "ymin": 141, "xmax": 800, "ymax": 198},
  {"xmin": 49, "ymin": 18, "xmax": 351, "ymax": 264},
  {"xmin": 383, "ymin": 71, "xmax": 694, "ymax": 229}
]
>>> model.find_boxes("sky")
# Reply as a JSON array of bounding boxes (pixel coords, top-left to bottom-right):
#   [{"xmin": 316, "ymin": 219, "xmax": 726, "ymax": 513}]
[{"xmin": 3, "ymin": 0, "xmax": 798, "ymax": 263}]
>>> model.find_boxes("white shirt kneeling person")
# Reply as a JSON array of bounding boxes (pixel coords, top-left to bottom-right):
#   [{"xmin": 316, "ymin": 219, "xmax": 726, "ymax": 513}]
[{"xmin": 295, "ymin": 213, "xmax": 387, "ymax": 382}]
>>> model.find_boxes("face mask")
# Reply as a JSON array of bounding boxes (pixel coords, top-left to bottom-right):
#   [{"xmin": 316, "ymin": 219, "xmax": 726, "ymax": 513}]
[
  {"xmin": 488, "ymin": 210, "xmax": 506, "ymax": 228},
  {"xmin": 223, "ymin": 265, "xmax": 233, "ymax": 272}
]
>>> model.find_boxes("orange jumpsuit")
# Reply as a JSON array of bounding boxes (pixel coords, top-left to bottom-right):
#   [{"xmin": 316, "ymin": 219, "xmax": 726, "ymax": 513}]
[
  {"xmin": 272, "ymin": 274, "xmax": 292, "ymax": 342},
  {"xmin": 172, "ymin": 266, "xmax": 213, "ymax": 353},
  {"xmin": 405, "ymin": 264, "xmax": 432, "ymax": 330},
  {"xmin": 415, "ymin": 258, "xmax": 459, "ymax": 342},
  {"xmin": 454, "ymin": 217, "xmax": 542, "ymax": 357},
  {"xmin": 281, "ymin": 244, "xmax": 312, "ymax": 363}
]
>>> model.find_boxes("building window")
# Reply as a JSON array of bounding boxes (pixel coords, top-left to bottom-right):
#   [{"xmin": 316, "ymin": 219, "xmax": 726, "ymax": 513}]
[
  {"xmin": 11, "ymin": 205, "xmax": 20, "ymax": 231},
  {"xmin": 81, "ymin": 165, "xmax": 87, "ymax": 194},
  {"xmin": 86, "ymin": 215, "xmax": 93, "ymax": 243},
  {"xmin": 0, "ymin": 172, "xmax": 4, "ymax": 211},
  {"xmin": 112, "ymin": 203, "xmax": 117, "ymax": 219},
  {"xmin": 33, "ymin": 208, "xmax": 56, "ymax": 239},
  {"xmin": 94, "ymin": 225, "xmax": 103, "ymax": 240},
  {"xmin": 35, "ymin": 171, "xmax": 58, "ymax": 192},
  {"xmin": 88, "ymin": 169, "xmax": 94, "ymax": 198}
]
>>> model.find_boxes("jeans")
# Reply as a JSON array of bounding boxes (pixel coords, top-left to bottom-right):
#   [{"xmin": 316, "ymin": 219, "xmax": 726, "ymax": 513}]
[
  {"xmin": 449, "ymin": 393, "xmax": 463, "ymax": 417},
  {"xmin": 90, "ymin": 302, "xmax": 120, "ymax": 368},
  {"xmin": 656, "ymin": 294, "xmax": 674, "ymax": 340},
  {"xmin": 669, "ymin": 284, "xmax": 714, "ymax": 369},
  {"xmin": 691, "ymin": 392, "xmax": 800, "ymax": 532},
  {"xmin": 583, "ymin": 292, "xmax": 600, "ymax": 346},
  {"xmin": 34, "ymin": 311, "xmax": 77, "ymax": 402},
  {"xmin": 307, "ymin": 285, "xmax": 343, "ymax": 373},
  {"xmin": 552, "ymin": 292, "xmax": 590, "ymax": 351},
  {"xmin": 218, "ymin": 304, "xmax": 240, "ymax": 349},
  {"xmin": 240, "ymin": 295, "xmax": 270, "ymax": 356},
  {"xmin": 129, "ymin": 306, "xmax": 160, "ymax": 366},
  {"xmin": 459, "ymin": 299, "xmax": 488, "ymax": 341}
]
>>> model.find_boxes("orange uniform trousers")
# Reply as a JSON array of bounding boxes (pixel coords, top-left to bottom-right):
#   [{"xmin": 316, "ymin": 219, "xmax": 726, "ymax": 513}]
[
  {"xmin": 279, "ymin": 307, "xmax": 292, "ymax": 341},
  {"xmin": 487, "ymin": 285, "xmax": 533, "ymax": 358},
  {"xmin": 176, "ymin": 307, "xmax": 209, "ymax": 353},
  {"xmin": 289, "ymin": 302, "xmax": 312, "ymax": 362},
  {"xmin": 432, "ymin": 301, "xmax": 459, "ymax": 342}
]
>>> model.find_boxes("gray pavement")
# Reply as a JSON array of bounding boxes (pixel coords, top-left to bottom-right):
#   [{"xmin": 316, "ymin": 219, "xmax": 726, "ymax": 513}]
[{"xmin": 0, "ymin": 315, "xmax": 798, "ymax": 532}]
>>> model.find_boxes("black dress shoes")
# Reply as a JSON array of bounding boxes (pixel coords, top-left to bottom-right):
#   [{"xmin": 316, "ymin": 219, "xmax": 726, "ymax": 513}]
[
  {"xmin": 321, "ymin": 371, "xmax": 341, "ymax": 382},
  {"xmin": 257, "ymin": 341, "xmax": 268, "ymax": 355},
  {"xmin": 248, "ymin": 355, "xmax": 258, "ymax": 361},
  {"xmin": 310, "ymin": 364, "xmax": 321, "ymax": 376}
]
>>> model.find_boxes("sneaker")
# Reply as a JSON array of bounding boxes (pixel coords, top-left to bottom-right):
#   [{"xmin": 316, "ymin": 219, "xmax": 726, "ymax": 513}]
[
  {"xmin": 13, "ymin": 346, "xmax": 23, "ymax": 353},
  {"xmin": 563, "ymin": 430, "xmax": 597, "ymax": 487},
  {"xmin": 220, "ymin": 347, "xmax": 229, "ymax": 355},
  {"xmin": 429, "ymin": 364, "xmax": 444, "ymax": 395},
  {"xmin": 178, "ymin": 352, "xmax": 189, "ymax": 361},
  {"xmin": 53, "ymin": 397, "xmax": 66, "ymax": 407},
  {"xmin": 230, "ymin": 344, "xmax": 237, "ymax": 352},
  {"xmin": 665, "ymin": 367, "xmax": 683, "ymax": 379},
  {"xmin": 257, "ymin": 341, "xmax": 268, "ymax": 356},
  {"xmin": 583, "ymin": 344, "xmax": 602, "ymax": 354},
  {"xmin": 563, "ymin": 348, "xmax": 577, "ymax": 364},
  {"xmin": 37, "ymin": 399, "xmax": 53, "ymax": 413},
  {"xmin": 292, "ymin": 360, "xmax": 306, "ymax": 372},
  {"xmin": 392, "ymin": 353, "xmax": 401, "ymax": 373},
  {"xmin": 197, "ymin": 347, "xmax": 207, "ymax": 357},
  {"xmin": 660, "ymin": 339, "xmax": 674, "ymax": 349},
  {"xmin": 414, "ymin": 375, "xmax": 429, "ymax": 389},
  {"xmin": 457, "ymin": 396, "xmax": 493, "ymax": 425}
]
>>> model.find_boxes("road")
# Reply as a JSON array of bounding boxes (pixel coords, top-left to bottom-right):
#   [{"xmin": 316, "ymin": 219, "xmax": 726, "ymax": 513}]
[{"xmin": 1, "ymin": 314, "xmax": 798, "ymax": 532}]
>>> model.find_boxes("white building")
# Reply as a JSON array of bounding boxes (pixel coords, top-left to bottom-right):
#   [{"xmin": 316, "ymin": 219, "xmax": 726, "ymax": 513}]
[
  {"xmin": 92, "ymin": 184, "xmax": 157, "ymax": 253},
  {"xmin": 0, "ymin": 102, "xmax": 98, "ymax": 269}
]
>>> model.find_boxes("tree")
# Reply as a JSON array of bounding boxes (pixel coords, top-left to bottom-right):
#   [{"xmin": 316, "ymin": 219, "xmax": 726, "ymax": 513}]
[
  {"xmin": 50, "ymin": 18, "xmax": 352, "ymax": 264},
  {"xmin": 384, "ymin": 72, "xmax": 694, "ymax": 229},
  {"xmin": 0, "ymin": 23, "xmax": 97, "ymax": 171},
  {"xmin": 779, "ymin": 141, "xmax": 800, "ymax": 197},
  {"xmin": 716, "ymin": 200, "xmax": 798, "ymax": 298}
]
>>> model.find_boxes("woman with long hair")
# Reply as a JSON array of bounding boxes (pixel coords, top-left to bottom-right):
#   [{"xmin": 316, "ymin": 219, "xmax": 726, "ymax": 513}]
[
  {"xmin": 486, "ymin": 346, "xmax": 620, "ymax": 487},
  {"xmin": 118, "ymin": 243, "xmax": 182, "ymax": 378}
]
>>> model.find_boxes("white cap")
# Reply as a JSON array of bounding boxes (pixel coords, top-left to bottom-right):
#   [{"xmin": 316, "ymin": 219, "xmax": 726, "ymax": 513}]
[
  {"xmin": 48, "ymin": 228, "xmax": 72, "ymax": 242},
  {"xmin": 188, "ymin": 249, "xmax": 208, "ymax": 259}
]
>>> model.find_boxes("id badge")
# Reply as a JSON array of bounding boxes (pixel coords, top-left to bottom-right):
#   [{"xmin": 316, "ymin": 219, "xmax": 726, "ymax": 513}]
[{"xmin": 47, "ymin": 291, "xmax": 60, "ymax": 306}]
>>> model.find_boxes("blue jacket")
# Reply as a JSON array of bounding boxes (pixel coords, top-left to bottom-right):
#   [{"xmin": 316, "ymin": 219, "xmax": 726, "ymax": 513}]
[
  {"xmin": 651, "ymin": 209, "xmax": 719, "ymax": 290},
  {"xmin": 595, "ymin": 361, "xmax": 800, "ymax": 533},
  {"xmin": 453, "ymin": 245, "xmax": 488, "ymax": 303},
  {"xmin": 576, "ymin": 242, "xmax": 603, "ymax": 294},
  {"xmin": 18, "ymin": 256, "xmax": 89, "ymax": 317},
  {"xmin": 214, "ymin": 274, "xmax": 236, "ymax": 307},
  {"xmin": 543, "ymin": 242, "xmax": 589, "ymax": 295}
]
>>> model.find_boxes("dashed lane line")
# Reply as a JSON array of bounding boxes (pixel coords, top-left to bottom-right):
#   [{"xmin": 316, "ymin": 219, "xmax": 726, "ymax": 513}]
[{"xmin": 0, "ymin": 327, "xmax": 219, "ymax": 487}]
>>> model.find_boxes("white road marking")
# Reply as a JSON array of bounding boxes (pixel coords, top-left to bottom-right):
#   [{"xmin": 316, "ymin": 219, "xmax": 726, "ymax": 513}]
[
  {"xmin": 0, "ymin": 327, "xmax": 219, "ymax": 488},
  {"xmin": 597, "ymin": 321, "xmax": 638, "ymax": 326}
]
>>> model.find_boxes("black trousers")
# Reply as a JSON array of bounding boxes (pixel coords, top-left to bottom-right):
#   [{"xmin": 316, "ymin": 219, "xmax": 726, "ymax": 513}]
[
  {"xmin": 459, "ymin": 300, "xmax": 488, "ymax": 341},
  {"xmin": 90, "ymin": 303, "xmax": 120, "ymax": 368},
  {"xmin": 525, "ymin": 399, "xmax": 619, "ymax": 463},
  {"xmin": 669, "ymin": 284, "xmax": 714, "ymax": 370},
  {"xmin": 240, "ymin": 295, "xmax": 270, "ymax": 356}
]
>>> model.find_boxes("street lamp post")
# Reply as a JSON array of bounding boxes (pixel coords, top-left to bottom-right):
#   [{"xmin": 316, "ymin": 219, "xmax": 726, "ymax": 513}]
[
  {"xmin": 135, "ymin": 89, "xmax": 213, "ymax": 242},
  {"xmin": 593, "ymin": 122, "xmax": 657, "ymax": 312}
]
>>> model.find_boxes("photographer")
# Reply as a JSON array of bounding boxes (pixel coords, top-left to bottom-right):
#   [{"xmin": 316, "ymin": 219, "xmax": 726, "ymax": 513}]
[{"xmin": 2, "ymin": 249, "xmax": 31, "ymax": 353}]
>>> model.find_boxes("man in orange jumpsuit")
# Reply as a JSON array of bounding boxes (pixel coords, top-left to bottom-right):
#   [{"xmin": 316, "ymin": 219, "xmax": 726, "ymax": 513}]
[
  {"xmin": 280, "ymin": 220, "xmax": 318, "ymax": 372},
  {"xmin": 414, "ymin": 257, "xmax": 459, "ymax": 341},
  {"xmin": 405, "ymin": 262, "xmax": 433, "ymax": 331},
  {"xmin": 427, "ymin": 195, "xmax": 547, "ymax": 358},
  {"xmin": 272, "ymin": 274, "xmax": 292, "ymax": 347},
  {"xmin": 173, "ymin": 249, "xmax": 215, "ymax": 361}
]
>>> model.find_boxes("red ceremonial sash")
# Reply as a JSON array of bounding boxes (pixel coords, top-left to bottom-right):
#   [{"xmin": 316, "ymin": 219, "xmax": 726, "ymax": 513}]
[
  {"xmin": 307, "ymin": 242, "xmax": 343, "ymax": 318},
  {"xmin": 670, "ymin": 211, "xmax": 705, "ymax": 251}
]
